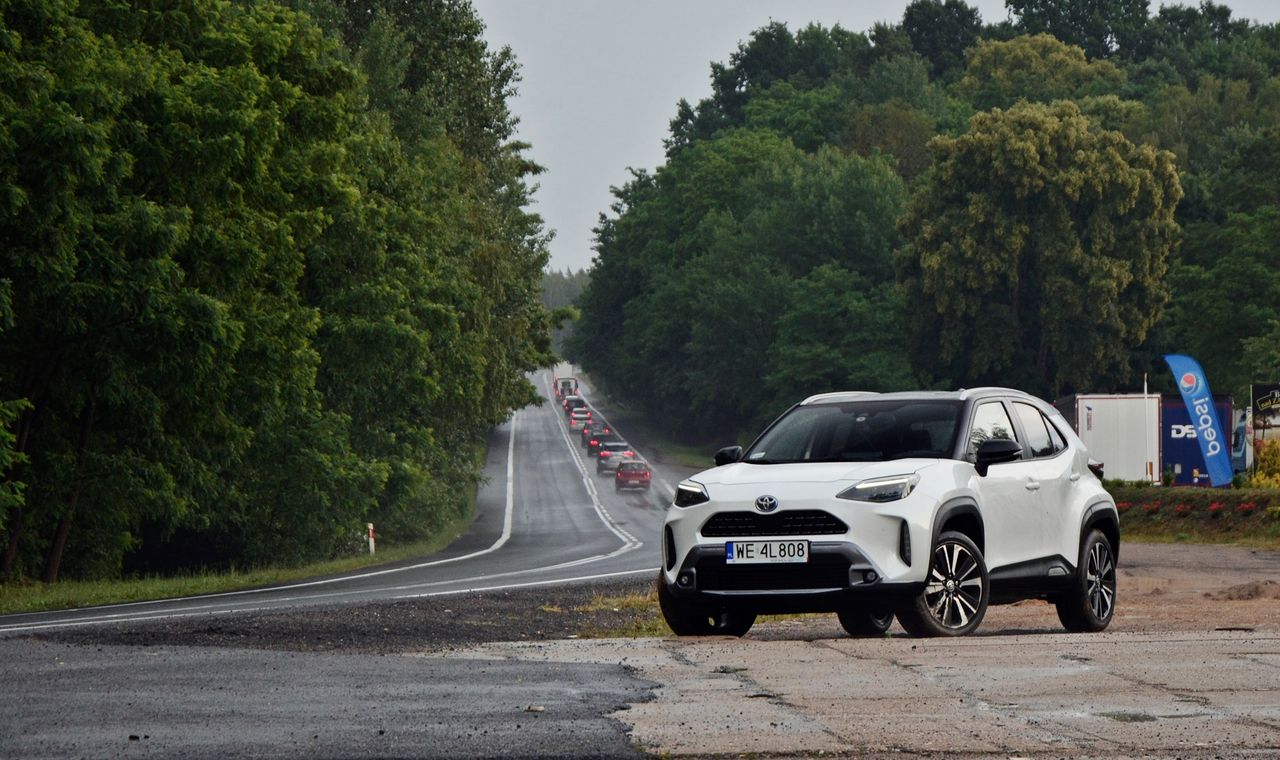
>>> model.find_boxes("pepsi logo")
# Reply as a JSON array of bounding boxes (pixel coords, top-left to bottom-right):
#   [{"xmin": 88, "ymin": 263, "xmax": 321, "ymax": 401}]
[{"xmin": 1179, "ymin": 372, "xmax": 1201, "ymax": 395}]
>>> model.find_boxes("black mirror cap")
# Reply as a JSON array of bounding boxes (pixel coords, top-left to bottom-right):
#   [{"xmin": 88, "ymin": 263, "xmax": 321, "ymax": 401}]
[
  {"xmin": 714, "ymin": 445, "xmax": 743, "ymax": 467},
  {"xmin": 974, "ymin": 439, "xmax": 1022, "ymax": 476}
]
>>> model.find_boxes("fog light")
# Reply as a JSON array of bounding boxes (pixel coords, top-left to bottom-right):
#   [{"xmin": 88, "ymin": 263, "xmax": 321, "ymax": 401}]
[{"xmin": 864, "ymin": 570, "xmax": 878, "ymax": 583}]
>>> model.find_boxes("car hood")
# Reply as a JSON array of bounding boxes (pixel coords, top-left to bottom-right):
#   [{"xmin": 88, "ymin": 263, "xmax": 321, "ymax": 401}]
[{"xmin": 692, "ymin": 459, "xmax": 937, "ymax": 487}]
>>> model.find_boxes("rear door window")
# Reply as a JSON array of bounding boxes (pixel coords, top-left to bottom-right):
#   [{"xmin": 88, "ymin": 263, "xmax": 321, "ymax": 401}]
[{"xmin": 1012, "ymin": 403, "xmax": 1064, "ymax": 458}]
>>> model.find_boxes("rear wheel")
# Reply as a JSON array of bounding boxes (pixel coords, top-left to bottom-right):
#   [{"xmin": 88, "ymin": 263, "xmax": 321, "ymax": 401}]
[
  {"xmin": 1056, "ymin": 529, "xmax": 1117, "ymax": 632},
  {"xmin": 896, "ymin": 531, "xmax": 989, "ymax": 637},
  {"xmin": 837, "ymin": 606, "xmax": 894, "ymax": 637},
  {"xmin": 657, "ymin": 573, "xmax": 756, "ymax": 637}
]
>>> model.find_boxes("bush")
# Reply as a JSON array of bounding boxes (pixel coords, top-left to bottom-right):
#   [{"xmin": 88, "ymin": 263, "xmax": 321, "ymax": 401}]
[
  {"xmin": 1108, "ymin": 484, "xmax": 1280, "ymax": 542},
  {"xmin": 1249, "ymin": 439, "xmax": 1280, "ymax": 489}
]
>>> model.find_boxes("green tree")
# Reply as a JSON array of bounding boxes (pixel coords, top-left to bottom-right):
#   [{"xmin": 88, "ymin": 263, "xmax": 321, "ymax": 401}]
[
  {"xmin": 765, "ymin": 264, "xmax": 918, "ymax": 410},
  {"xmin": 958, "ymin": 33, "xmax": 1126, "ymax": 110},
  {"xmin": 1167, "ymin": 208, "xmax": 1280, "ymax": 400},
  {"xmin": 902, "ymin": 0, "xmax": 983, "ymax": 81},
  {"xmin": 897, "ymin": 101, "xmax": 1181, "ymax": 397},
  {"xmin": 573, "ymin": 131, "xmax": 906, "ymax": 437},
  {"xmin": 1007, "ymin": 0, "xmax": 1151, "ymax": 60}
]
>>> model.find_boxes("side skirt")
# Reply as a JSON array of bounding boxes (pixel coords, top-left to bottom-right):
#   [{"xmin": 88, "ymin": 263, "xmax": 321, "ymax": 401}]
[{"xmin": 988, "ymin": 555, "xmax": 1075, "ymax": 605}]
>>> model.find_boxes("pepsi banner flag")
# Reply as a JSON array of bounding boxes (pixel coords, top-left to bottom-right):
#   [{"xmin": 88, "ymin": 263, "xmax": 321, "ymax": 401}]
[{"xmin": 1164, "ymin": 354, "xmax": 1233, "ymax": 487}]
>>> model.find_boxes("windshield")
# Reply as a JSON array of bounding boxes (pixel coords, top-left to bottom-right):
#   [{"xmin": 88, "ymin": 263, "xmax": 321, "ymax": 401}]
[{"xmin": 743, "ymin": 399, "xmax": 962, "ymax": 464}]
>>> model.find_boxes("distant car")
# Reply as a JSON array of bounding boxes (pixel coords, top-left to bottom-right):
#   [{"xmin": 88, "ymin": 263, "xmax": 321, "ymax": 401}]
[
  {"xmin": 588, "ymin": 431, "xmax": 619, "ymax": 458},
  {"xmin": 615, "ymin": 461, "xmax": 652, "ymax": 491},
  {"xmin": 569, "ymin": 408, "xmax": 592, "ymax": 430},
  {"xmin": 581, "ymin": 420, "xmax": 611, "ymax": 448},
  {"xmin": 563, "ymin": 396, "xmax": 586, "ymax": 416},
  {"xmin": 596, "ymin": 441, "xmax": 636, "ymax": 474}
]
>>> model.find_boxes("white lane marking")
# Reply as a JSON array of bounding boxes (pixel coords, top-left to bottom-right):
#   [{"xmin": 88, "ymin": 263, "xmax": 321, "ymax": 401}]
[
  {"xmin": 542, "ymin": 374, "xmax": 642, "ymax": 550},
  {"xmin": 657, "ymin": 479, "xmax": 674, "ymax": 501},
  {"xmin": 393, "ymin": 566, "xmax": 659, "ymax": 600},
  {"xmin": 0, "ymin": 413, "xmax": 524, "ymax": 624}
]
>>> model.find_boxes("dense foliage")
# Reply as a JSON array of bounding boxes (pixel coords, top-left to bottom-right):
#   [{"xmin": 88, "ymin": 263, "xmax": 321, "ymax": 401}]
[
  {"xmin": 0, "ymin": 0, "xmax": 554, "ymax": 581},
  {"xmin": 572, "ymin": 0, "xmax": 1280, "ymax": 442},
  {"xmin": 541, "ymin": 268, "xmax": 588, "ymax": 357}
]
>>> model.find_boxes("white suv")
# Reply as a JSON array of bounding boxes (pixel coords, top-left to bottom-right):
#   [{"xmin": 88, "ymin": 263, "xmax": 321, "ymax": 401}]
[{"xmin": 658, "ymin": 389, "xmax": 1119, "ymax": 638}]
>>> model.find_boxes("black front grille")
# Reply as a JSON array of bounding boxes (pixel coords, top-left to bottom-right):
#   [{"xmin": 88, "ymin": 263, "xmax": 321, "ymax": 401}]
[
  {"xmin": 700, "ymin": 510, "xmax": 848, "ymax": 537},
  {"xmin": 695, "ymin": 554, "xmax": 850, "ymax": 591}
]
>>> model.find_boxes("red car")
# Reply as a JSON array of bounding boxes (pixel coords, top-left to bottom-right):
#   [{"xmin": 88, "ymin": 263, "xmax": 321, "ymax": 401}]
[{"xmin": 614, "ymin": 461, "xmax": 651, "ymax": 491}]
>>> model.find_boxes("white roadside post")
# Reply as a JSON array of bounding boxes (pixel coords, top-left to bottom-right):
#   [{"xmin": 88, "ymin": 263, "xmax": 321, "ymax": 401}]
[{"xmin": 367, "ymin": 523, "xmax": 375, "ymax": 555}]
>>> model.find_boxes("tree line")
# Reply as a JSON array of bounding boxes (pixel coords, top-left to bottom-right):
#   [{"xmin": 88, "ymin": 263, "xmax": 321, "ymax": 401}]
[
  {"xmin": 0, "ymin": 0, "xmax": 556, "ymax": 582},
  {"xmin": 570, "ymin": 0, "xmax": 1280, "ymax": 442}
]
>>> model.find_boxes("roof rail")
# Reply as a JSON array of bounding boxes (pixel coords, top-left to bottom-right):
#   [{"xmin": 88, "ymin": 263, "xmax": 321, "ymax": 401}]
[{"xmin": 800, "ymin": 391, "xmax": 880, "ymax": 405}]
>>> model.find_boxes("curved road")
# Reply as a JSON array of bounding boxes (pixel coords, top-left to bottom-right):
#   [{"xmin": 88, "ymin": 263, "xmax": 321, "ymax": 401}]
[{"xmin": 0, "ymin": 367, "xmax": 687, "ymax": 635}]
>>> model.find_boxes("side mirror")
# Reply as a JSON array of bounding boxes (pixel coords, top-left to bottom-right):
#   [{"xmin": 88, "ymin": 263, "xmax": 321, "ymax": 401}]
[
  {"xmin": 974, "ymin": 439, "xmax": 1022, "ymax": 476},
  {"xmin": 714, "ymin": 445, "xmax": 743, "ymax": 467}
]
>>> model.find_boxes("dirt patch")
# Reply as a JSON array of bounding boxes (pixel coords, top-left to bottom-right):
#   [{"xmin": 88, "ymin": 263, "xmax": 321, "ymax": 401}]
[
  {"xmin": 33, "ymin": 576, "xmax": 658, "ymax": 655},
  {"xmin": 1208, "ymin": 579, "xmax": 1280, "ymax": 601}
]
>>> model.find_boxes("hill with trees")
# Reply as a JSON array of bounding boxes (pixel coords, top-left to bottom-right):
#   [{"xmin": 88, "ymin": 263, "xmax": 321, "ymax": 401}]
[{"xmin": 571, "ymin": 0, "xmax": 1280, "ymax": 442}]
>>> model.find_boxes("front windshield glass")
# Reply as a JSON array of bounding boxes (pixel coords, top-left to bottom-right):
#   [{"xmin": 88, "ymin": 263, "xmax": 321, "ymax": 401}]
[{"xmin": 743, "ymin": 399, "xmax": 962, "ymax": 464}]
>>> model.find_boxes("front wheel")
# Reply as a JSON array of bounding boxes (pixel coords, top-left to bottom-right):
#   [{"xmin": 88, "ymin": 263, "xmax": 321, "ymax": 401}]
[
  {"xmin": 1056, "ymin": 529, "xmax": 1117, "ymax": 632},
  {"xmin": 656, "ymin": 573, "xmax": 755, "ymax": 636},
  {"xmin": 837, "ymin": 606, "xmax": 894, "ymax": 637},
  {"xmin": 896, "ymin": 531, "xmax": 989, "ymax": 637}
]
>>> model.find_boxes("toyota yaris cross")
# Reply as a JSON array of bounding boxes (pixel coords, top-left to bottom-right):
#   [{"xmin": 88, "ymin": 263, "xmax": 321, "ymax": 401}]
[{"xmin": 658, "ymin": 389, "xmax": 1119, "ymax": 638}]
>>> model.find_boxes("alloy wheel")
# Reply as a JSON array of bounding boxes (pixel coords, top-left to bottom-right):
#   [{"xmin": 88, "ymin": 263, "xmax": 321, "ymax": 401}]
[
  {"xmin": 924, "ymin": 540, "xmax": 985, "ymax": 630},
  {"xmin": 1086, "ymin": 539, "xmax": 1116, "ymax": 621}
]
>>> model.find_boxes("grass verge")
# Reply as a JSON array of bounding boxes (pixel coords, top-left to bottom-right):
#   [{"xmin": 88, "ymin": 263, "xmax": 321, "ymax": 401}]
[
  {"xmin": 0, "ymin": 508, "xmax": 475, "ymax": 616},
  {"xmin": 573, "ymin": 589, "xmax": 668, "ymax": 638}
]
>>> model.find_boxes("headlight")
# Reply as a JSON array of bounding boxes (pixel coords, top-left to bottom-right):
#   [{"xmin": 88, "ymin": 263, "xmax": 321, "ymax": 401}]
[
  {"xmin": 837, "ymin": 474, "xmax": 919, "ymax": 503},
  {"xmin": 673, "ymin": 480, "xmax": 709, "ymax": 508}
]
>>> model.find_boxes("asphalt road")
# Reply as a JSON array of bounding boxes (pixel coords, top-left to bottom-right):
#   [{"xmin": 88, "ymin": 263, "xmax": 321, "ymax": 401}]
[
  {"xmin": 1, "ymin": 366, "xmax": 679, "ymax": 759},
  {"xmin": 0, "ymin": 367, "xmax": 683, "ymax": 636},
  {"xmin": 1, "ymin": 637, "xmax": 654, "ymax": 759}
]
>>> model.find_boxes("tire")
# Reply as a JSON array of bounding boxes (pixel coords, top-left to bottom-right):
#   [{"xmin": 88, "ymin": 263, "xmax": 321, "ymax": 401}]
[
  {"xmin": 656, "ymin": 573, "xmax": 756, "ymax": 637},
  {"xmin": 837, "ymin": 606, "xmax": 894, "ymax": 637},
  {"xmin": 1055, "ymin": 529, "xmax": 1117, "ymax": 633},
  {"xmin": 896, "ymin": 531, "xmax": 989, "ymax": 637},
  {"xmin": 614, "ymin": 482, "xmax": 622, "ymax": 492}
]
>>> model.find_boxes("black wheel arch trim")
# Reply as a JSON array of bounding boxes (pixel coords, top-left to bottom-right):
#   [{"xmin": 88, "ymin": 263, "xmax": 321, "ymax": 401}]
[
  {"xmin": 1081, "ymin": 501, "xmax": 1121, "ymax": 563},
  {"xmin": 931, "ymin": 498, "xmax": 985, "ymax": 555}
]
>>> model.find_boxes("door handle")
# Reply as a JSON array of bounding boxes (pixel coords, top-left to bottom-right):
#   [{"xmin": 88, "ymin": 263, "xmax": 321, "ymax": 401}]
[{"xmin": 1025, "ymin": 480, "xmax": 1041, "ymax": 491}]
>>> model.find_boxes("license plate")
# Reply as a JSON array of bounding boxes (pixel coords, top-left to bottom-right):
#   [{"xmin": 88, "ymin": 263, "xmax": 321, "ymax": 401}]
[{"xmin": 725, "ymin": 540, "xmax": 808, "ymax": 564}]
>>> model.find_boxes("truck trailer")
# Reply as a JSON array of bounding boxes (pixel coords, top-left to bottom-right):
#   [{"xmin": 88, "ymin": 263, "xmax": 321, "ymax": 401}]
[{"xmin": 1055, "ymin": 394, "xmax": 1161, "ymax": 484}]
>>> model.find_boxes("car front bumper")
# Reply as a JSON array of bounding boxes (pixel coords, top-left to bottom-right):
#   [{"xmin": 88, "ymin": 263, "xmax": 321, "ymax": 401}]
[{"xmin": 662, "ymin": 541, "xmax": 925, "ymax": 614}]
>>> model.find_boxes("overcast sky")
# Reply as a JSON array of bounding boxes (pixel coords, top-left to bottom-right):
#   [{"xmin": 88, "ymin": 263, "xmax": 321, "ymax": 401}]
[{"xmin": 470, "ymin": 1, "xmax": 1280, "ymax": 273}]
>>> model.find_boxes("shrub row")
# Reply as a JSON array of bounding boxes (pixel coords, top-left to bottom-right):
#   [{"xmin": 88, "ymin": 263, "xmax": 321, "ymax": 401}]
[{"xmin": 1107, "ymin": 485, "xmax": 1280, "ymax": 529}]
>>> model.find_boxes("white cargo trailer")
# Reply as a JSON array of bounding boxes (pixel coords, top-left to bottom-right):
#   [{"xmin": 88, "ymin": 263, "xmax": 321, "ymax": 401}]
[{"xmin": 1054, "ymin": 394, "xmax": 1161, "ymax": 484}]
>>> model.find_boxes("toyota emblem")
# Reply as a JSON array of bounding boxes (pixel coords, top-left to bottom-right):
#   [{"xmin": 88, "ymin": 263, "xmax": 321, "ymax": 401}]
[{"xmin": 755, "ymin": 495, "xmax": 779, "ymax": 513}]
